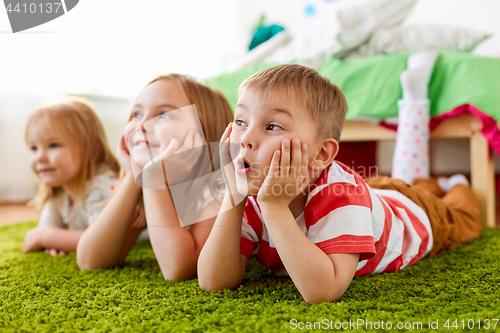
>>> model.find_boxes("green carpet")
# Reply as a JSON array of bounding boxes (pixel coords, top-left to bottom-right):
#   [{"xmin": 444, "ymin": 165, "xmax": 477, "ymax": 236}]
[{"xmin": 1, "ymin": 222, "xmax": 499, "ymax": 332}]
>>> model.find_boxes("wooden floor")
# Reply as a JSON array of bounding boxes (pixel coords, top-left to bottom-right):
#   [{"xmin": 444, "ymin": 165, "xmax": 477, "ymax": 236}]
[{"xmin": 0, "ymin": 204, "xmax": 41, "ymax": 226}]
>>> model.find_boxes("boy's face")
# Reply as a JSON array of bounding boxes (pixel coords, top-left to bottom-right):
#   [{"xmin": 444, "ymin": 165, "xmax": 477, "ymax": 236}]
[{"xmin": 230, "ymin": 88, "xmax": 321, "ymax": 196}]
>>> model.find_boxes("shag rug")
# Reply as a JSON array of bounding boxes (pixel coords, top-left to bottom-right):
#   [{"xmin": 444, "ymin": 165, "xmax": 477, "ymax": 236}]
[{"xmin": 1, "ymin": 222, "xmax": 499, "ymax": 332}]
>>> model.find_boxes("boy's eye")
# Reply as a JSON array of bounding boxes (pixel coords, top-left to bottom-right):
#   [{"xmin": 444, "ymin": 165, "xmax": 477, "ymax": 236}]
[
  {"xmin": 234, "ymin": 119, "xmax": 246, "ymax": 127},
  {"xmin": 267, "ymin": 124, "xmax": 283, "ymax": 131}
]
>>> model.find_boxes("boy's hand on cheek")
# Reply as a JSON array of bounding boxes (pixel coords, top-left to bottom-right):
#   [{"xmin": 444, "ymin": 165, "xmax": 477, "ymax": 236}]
[
  {"xmin": 257, "ymin": 138, "xmax": 309, "ymax": 208},
  {"xmin": 219, "ymin": 123, "xmax": 246, "ymax": 204}
]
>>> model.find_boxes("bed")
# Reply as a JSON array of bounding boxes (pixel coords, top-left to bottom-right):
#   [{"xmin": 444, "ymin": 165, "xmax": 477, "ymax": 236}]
[
  {"xmin": 207, "ymin": 51, "xmax": 500, "ymax": 227},
  {"xmin": 341, "ymin": 115, "xmax": 495, "ymax": 227}
]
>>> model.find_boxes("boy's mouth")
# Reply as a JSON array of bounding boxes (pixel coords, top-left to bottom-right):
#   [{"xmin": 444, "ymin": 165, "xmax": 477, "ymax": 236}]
[{"xmin": 236, "ymin": 157, "xmax": 252, "ymax": 176}]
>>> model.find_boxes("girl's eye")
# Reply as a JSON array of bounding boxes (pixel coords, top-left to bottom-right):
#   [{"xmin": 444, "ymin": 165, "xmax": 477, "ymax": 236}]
[
  {"xmin": 234, "ymin": 119, "xmax": 246, "ymax": 127},
  {"xmin": 49, "ymin": 143, "xmax": 60, "ymax": 148},
  {"xmin": 267, "ymin": 124, "xmax": 283, "ymax": 131},
  {"xmin": 159, "ymin": 112, "xmax": 173, "ymax": 119}
]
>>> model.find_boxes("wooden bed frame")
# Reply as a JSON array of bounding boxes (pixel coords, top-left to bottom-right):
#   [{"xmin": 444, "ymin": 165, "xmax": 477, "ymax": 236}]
[{"xmin": 340, "ymin": 115, "xmax": 496, "ymax": 227}]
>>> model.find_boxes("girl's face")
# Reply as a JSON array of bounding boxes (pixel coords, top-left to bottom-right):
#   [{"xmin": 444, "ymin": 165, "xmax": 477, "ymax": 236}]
[
  {"xmin": 124, "ymin": 79, "xmax": 201, "ymax": 167},
  {"xmin": 28, "ymin": 123, "xmax": 79, "ymax": 188}
]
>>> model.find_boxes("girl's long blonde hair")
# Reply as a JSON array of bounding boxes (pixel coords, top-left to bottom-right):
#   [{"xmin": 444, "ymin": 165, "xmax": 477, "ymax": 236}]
[
  {"xmin": 131, "ymin": 74, "xmax": 234, "ymax": 227},
  {"xmin": 26, "ymin": 98, "xmax": 120, "ymax": 209}
]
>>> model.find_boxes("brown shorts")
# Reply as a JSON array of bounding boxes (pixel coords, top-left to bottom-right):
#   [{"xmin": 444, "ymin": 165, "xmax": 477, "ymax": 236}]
[{"xmin": 365, "ymin": 176, "xmax": 482, "ymax": 257}]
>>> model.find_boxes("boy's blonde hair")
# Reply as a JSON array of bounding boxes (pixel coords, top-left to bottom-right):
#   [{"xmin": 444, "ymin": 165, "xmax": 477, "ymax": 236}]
[
  {"xmin": 129, "ymin": 74, "xmax": 234, "ymax": 227},
  {"xmin": 238, "ymin": 64, "xmax": 348, "ymax": 141},
  {"xmin": 26, "ymin": 98, "xmax": 120, "ymax": 209}
]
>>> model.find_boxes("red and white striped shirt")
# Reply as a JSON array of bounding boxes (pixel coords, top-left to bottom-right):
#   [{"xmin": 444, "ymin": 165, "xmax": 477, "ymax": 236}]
[{"xmin": 240, "ymin": 161, "xmax": 433, "ymax": 276}]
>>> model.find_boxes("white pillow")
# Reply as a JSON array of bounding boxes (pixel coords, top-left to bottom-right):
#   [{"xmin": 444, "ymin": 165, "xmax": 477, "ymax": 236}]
[
  {"xmin": 265, "ymin": 17, "xmax": 341, "ymax": 63},
  {"xmin": 335, "ymin": 0, "xmax": 417, "ymax": 52},
  {"xmin": 265, "ymin": 0, "xmax": 417, "ymax": 63},
  {"xmin": 472, "ymin": 35, "xmax": 500, "ymax": 58},
  {"xmin": 346, "ymin": 25, "xmax": 490, "ymax": 58}
]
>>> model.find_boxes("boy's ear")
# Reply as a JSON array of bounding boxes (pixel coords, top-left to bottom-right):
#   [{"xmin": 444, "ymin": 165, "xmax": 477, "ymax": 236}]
[{"xmin": 309, "ymin": 138, "xmax": 339, "ymax": 172}]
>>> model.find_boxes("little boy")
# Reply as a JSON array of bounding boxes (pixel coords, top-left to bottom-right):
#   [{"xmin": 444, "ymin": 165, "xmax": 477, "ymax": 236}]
[{"xmin": 197, "ymin": 63, "xmax": 481, "ymax": 303}]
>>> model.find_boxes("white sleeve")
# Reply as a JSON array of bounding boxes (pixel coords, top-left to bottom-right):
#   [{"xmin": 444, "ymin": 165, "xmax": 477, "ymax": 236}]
[
  {"xmin": 81, "ymin": 173, "xmax": 119, "ymax": 226},
  {"xmin": 241, "ymin": 216, "xmax": 260, "ymax": 243},
  {"xmin": 37, "ymin": 200, "xmax": 65, "ymax": 229}
]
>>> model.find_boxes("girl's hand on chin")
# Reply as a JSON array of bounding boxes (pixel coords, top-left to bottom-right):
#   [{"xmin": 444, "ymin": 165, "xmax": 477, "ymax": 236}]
[
  {"xmin": 117, "ymin": 133, "xmax": 143, "ymax": 178},
  {"xmin": 117, "ymin": 133, "xmax": 133, "ymax": 174},
  {"xmin": 142, "ymin": 131, "xmax": 205, "ymax": 187}
]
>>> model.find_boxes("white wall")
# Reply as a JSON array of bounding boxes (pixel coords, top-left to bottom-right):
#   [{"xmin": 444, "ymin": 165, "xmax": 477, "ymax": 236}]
[
  {"xmin": 0, "ymin": 93, "xmax": 64, "ymax": 202},
  {"xmin": 0, "ymin": 0, "xmax": 251, "ymax": 97},
  {"xmin": 403, "ymin": 0, "xmax": 500, "ymax": 36},
  {"xmin": 0, "ymin": 0, "xmax": 251, "ymax": 203}
]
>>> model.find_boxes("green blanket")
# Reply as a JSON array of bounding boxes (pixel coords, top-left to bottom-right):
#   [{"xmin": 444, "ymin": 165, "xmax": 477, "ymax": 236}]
[{"xmin": 208, "ymin": 52, "xmax": 500, "ymax": 121}]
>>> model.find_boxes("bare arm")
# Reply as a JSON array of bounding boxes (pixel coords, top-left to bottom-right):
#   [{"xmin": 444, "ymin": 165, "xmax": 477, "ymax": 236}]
[
  {"xmin": 143, "ymin": 187, "xmax": 222, "ymax": 280},
  {"xmin": 261, "ymin": 204, "xmax": 359, "ymax": 303},
  {"xmin": 197, "ymin": 192, "xmax": 248, "ymax": 291},
  {"xmin": 23, "ymin": 227, "xmax": 84, "ymax": 253},
  {"xmin": 76, "ymin": 175, "xmax": 142, "ymax": 270},
  {"xmin": 198, "ymin": 123, "xmax": 249, "ymax": 290},
  {"xmin": 257, "ymin": 139, "xmax": 359, "ymax": 303}
]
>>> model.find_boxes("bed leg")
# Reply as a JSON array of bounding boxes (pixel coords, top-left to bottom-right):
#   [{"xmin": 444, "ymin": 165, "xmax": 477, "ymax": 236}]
[{"xmin": 470, "ymin": 127, "xmax": 496, "ymax": 227}]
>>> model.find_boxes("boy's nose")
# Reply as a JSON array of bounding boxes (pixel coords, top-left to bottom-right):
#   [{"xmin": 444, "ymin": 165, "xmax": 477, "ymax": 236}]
[
  {"xmin": 240, "ymin": 141, "xmax": 252, "ymax": 149},
  {"xmin": 239, "ymin": 126, "xmax": 257, "ymax": 150},
  {"xmin": 240, "ymin": 135, "xmax": 255, "ymax": 149}
]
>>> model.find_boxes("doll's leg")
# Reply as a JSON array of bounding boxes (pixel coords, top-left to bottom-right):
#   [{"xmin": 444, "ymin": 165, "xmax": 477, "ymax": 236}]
[{"xmin": 392, "ymin": 50, "xmax": 438, "ymax": 184}]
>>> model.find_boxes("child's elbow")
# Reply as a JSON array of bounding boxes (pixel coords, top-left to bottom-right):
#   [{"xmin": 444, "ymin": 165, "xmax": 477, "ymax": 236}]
[
  {"xmin": 76, "ymin": 255, "xmax": 101, "ymax": 271},
  {"xmin": 76, "ymin": 252, "xmax": 116, "ymax": 271},
  {"xmin": 198, "ymin": 277, "xmax": 231, "ymax": 293},
  {"xmin": 159, "ymin": 259, "xmax": 197, "ymax": 281},
  {"xmin": 162, "ymin": 270, "xmax": 194, "ymax": 282},
  {"xmin": 302, "ymin": 290, "xmax": 344, "ymax": 304}
]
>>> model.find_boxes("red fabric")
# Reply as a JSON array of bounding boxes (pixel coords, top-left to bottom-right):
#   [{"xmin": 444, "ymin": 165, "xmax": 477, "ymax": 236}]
[{"xmin": 336, "ymin": 142, "xmax": 378, "ymax": 178}]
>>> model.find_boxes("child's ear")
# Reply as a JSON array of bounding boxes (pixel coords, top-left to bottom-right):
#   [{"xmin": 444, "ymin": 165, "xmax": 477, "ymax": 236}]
[{"xmin": 309, "ymin": 138, "xmax": 339, "ymax": 172}]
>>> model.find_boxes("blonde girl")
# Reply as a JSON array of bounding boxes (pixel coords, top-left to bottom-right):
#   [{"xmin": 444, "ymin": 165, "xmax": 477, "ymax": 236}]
[
  {"xmin": 22, "ymin": 99, "xmax": 120, "ymax": 256},
  {"xmin": 77, "ymin": 74, "xmax": 233, "ymax": 280}
]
